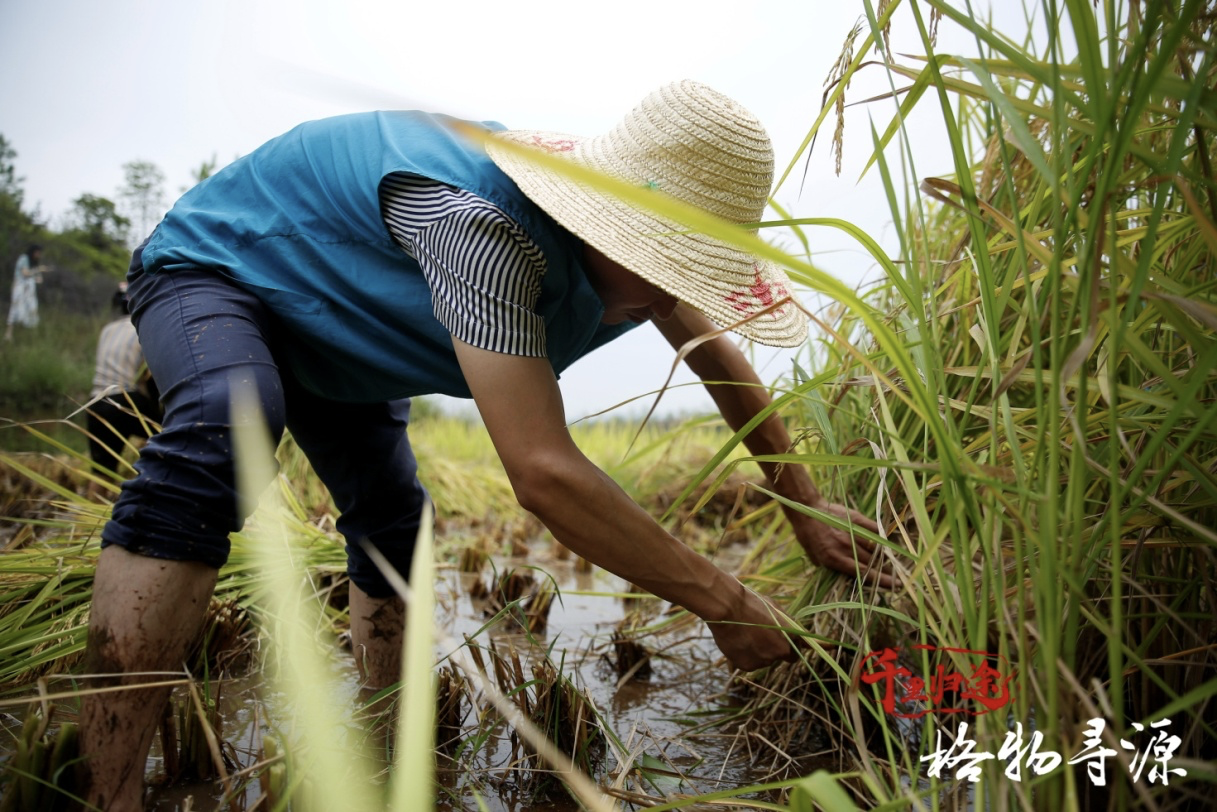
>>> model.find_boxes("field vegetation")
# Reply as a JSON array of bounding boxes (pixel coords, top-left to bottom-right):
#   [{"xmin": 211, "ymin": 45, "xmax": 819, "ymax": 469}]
[{"xmin": 2, "ymin": 1, "xmax": 1215, "ymax": 810}]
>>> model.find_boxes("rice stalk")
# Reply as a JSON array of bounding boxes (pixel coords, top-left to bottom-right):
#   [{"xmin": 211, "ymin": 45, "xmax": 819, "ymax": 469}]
[
  {"xmin": 0, "ymin": 702, "xmax": 80, "ymax": 812},
  {"xmin": 721, "ymin": 1, "xmax": 1217, "ymax": 808},
  {"xmin": 472, "ymin": 566, "xmax": 557, "ymax": 636},
  {"xmin": 230, "ymin": 381, "xmax": 381, "ymax": 812},
  {"xmin": 464, "ymin": 637, "xmax": 608, "ymax": 804},
  {"xmin": 435, "ymin": 663, "xmax": 471, "ymax": 756}
]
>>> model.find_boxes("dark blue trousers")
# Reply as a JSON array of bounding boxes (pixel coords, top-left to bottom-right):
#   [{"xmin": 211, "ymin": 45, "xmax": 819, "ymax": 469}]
[{"xmin": 102, "ymin": 255, "xmax": 430, "ymax": 598}]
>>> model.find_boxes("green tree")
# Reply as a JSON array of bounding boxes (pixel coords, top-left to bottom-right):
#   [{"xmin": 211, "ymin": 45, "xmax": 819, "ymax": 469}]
[
  {"xmin": 119, "ymin": 159, "xmax": 166, "ymax": 245},
  {"xmin": 0, "ymin": 134, "xmax": 23, "ymax": 207},
  {"xmin": 52, "ymin": 192, "xmax": 133, "ymax": 278},
  {"xmin": 181, "ymin": 153, "xmax": 219, "ymax": 193},
  {"xmin": 0, "ymin": 133, "xmax": 36, "ymax": 270},
  {"xmin": 68, "ymin": 193, "xmax": 130, "ymax": 250}
]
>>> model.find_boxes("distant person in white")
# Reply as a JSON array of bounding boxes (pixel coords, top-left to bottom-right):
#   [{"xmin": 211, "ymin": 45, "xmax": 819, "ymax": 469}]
[{"xmin": 5, "ymin": 244, "xmax": 45, "ymax": 340}]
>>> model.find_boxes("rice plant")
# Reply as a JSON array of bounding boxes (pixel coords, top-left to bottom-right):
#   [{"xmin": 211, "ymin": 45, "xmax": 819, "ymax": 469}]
[
  {"xmin": 1, "ymin": 409, "xmax": 742, "ymax": 810},
  {"xmin": 0, "ymin": 704, "xmax": 79, "ymax": 812},
  {"xmin": 3, "ymin": 4, "xmax": 1213, "ymax": 811},
  {"xmin": 470, "ymin": 566, "xmax": 557, "ymax": 635},
  {"xmin": 704, "ymin": 1, "xmax": 1217, "ymax": 808}
]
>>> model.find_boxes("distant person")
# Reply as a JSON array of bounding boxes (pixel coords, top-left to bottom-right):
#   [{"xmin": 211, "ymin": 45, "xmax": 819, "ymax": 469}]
[
  {"xmin": 79, "ymin": 81, "xmax": 892, "ymax": 810},
  {"xmin": 86, "ymin": 282, "xmax": 160, "ymax": 483},
  {"xmin": 5, "ymin": 244, "xmax": 45, "ymax": 340}
]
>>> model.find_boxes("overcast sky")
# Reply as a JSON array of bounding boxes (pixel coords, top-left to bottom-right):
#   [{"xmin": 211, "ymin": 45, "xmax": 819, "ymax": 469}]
[{"xmin": 1, "ymin": 0, "xmax": 1028, "ymax": 420}]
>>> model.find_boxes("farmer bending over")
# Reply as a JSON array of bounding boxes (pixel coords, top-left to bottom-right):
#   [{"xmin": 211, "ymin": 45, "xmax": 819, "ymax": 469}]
[{"xmin": 80, "ymin": 80, "xmax": 891, "ymax": 810}]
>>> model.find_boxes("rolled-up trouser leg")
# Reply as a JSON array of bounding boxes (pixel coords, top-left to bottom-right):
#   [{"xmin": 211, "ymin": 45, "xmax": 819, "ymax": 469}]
[
  {"xmin": 282, "ymin": 378, "xmax": 431, "ymax": 598},
  {"xmin": 101, "ymin": 264, "xmax": 287, "ymax": 567}
]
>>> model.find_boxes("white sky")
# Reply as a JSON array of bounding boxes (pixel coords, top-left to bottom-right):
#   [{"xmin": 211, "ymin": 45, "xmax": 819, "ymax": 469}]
[{"xmin": 0, "ymin": 0, "xmax": 1029, "ymax": 420}]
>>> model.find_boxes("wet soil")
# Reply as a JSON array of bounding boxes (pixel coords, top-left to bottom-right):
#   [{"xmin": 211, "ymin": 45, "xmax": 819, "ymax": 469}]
[{"xmin": 139, "ymin": 546, "xmax": 776, "ymax": 811}]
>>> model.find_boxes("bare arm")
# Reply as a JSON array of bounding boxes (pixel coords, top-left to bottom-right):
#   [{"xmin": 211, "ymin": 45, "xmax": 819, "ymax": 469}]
[
  {"xmin": 451, "ymin": 337, "xmax": 797, "ymax": 670},
  {"xmin": 653, "ymin": 305, "xmax": 893, "ymax": 589}
]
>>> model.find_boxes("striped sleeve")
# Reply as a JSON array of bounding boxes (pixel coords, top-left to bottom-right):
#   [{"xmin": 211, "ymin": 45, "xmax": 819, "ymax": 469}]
[{"xmin": 379, "ymin": 173, "xmax": 548, "ymax": 357}]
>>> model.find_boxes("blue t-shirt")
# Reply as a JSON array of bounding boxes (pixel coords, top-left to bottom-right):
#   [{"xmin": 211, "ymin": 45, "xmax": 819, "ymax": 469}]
[{"xmin": 141, "ymin": 111, "xmax": 635, "ymax": 402}]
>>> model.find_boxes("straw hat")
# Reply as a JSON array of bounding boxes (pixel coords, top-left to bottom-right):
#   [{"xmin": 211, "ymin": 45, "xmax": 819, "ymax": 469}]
[{"xmin": 485, "ymin": 80, "xmax": 808, "ymax": 348}]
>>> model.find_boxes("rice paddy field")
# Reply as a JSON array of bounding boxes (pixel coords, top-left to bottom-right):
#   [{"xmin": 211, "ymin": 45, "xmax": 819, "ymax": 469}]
[{"xmin": 2, "ymin": 1, "xmax": 1216, "ymax": 809}]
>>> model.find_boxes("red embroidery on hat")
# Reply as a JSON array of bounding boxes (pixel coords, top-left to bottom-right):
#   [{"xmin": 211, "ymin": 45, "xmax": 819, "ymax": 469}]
[
  {"xmin": 724, "ymin": 266, "xmax": 789, "ymax": 319},
  {"xmin": 529, "ymin": 135, "xmax": 576, "ymax": 153}
]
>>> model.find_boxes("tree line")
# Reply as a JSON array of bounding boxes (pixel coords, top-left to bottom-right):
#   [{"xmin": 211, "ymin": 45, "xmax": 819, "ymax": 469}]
[{"xmin": 1, "ymin": 133, "xmax": 216, "ymax": 314}]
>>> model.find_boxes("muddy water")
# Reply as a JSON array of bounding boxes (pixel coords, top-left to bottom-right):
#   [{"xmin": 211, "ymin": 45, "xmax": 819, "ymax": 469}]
[{"xmin": 145, "ymin": 547, "xmax": 769, "ymax": 811}]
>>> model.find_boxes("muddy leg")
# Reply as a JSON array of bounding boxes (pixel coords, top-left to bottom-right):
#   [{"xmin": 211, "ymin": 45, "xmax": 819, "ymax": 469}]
[
  {"xmin": 349, "ymin": 584, "xmax": 405, "ymax": 753},
  {"xmin": 78, "ymin": 546, "xmax": 218, "ymax": 812}
]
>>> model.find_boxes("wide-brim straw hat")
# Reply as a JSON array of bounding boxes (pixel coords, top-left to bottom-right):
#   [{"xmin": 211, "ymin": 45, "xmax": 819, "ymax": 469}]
[{"xmin": 485, "ymin": 80, "xmax": 808, "ymax": 348}]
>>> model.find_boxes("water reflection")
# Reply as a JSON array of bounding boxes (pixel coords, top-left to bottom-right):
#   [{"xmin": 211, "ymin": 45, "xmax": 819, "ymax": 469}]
[{"xmin": 145, "ymin": 551, "xmax": 774, "ymax": 812}]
